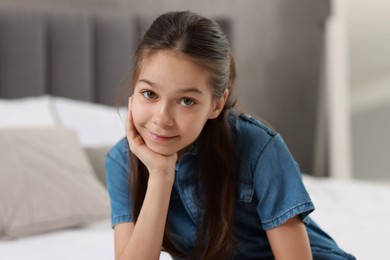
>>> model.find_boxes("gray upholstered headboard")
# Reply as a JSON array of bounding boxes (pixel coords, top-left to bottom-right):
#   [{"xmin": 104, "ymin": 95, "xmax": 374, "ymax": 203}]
[
  {"xmin": 0, "ymin": 7, "xmax": 137, "ymax": 105},
  {"xmin": 0, "ymin": 3, "xmax": 330, "ymax": 176},
  {"xmin": 0, "ymin": 6, "xmax": 232, "ymax": 106}
]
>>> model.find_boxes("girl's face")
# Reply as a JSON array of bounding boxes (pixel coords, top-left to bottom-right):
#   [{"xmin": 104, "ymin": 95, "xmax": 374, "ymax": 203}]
[{"xmin": 132, "ymin": 50, "xmax": 227, "ymax": 157}]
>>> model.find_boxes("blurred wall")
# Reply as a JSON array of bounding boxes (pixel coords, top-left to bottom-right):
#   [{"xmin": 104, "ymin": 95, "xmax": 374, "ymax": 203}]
[{"xmin": 346, "ymin": 0, "xmax": 390, "ymax": 180}]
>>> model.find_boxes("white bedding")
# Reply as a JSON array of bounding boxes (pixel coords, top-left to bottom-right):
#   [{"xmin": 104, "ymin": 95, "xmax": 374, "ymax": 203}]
[
  {"xmin": 0, "ymin": 218, "xmax": 171, "ymax": 260},
  {"xmin": 1, "ymin": 176, "xmax": 389, "ymax": 259},
  {"xmin": 0, "ymin": 219, "xmax": 114, "ymax": 260},
  {"xmin": 304, "ymin": 175, "xmax": 390, "ymax": 260}
]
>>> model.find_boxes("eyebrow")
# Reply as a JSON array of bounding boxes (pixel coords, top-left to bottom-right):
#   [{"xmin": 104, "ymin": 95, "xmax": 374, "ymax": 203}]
[{"xmin": 138, "ymin": 79, "xmax": 204, "ymax": 95}]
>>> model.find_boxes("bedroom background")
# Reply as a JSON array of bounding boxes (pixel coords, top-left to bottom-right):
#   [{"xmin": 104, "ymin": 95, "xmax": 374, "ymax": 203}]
[
  {"xmin": 1, "ymin": 0, "xmax": 389, "ymax": 181},
  {"xmin": 0, "ymin": 0, "xmax": 389, "ymax": 259}
]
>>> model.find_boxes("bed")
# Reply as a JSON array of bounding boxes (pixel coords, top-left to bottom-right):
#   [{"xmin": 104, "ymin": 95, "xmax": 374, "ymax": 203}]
[
  {"xmin": 1, "ymin": 3, "xmax": 389, "ymax": 260},
  {"xmin": 0, "ymin": 175, "xmax": 388, "ymax": 260}
]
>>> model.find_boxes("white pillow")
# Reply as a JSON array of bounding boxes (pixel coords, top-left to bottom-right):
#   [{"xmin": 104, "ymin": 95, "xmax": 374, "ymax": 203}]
[
  {"xmin": 0, "ymin": 127, "xmax": 110, "ymax": 239},
  {"xmin": 0, "ymin": 96, "xmax": 56, "ymax": 127},
  {"xmin": 53, "ymin": 97, "xmax": 126, "ymax": 147}
]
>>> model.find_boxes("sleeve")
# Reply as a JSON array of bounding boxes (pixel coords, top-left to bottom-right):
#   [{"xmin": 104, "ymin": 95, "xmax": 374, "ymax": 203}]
[
  {"xmin": 253, "ymin": 134, "xmax": 315, "ymax": 231},
  {"xmin": 105, "ymin": 144, "xmax": 134, "ymax": 228}
]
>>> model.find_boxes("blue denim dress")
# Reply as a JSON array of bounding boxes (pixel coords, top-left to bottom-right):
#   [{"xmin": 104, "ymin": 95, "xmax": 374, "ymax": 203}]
[{"xmin": 105, "ymin": 111, "xmax": 356, "ymax": 260}]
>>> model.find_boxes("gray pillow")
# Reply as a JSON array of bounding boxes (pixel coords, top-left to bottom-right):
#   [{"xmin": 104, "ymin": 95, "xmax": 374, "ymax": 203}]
[
  {"xmin": 0, "ymin": 127, "xmax": 110, "ymax": 240},
  {"xmin": 85, "ymin": 146, "xmax": 111, "ymax": 187}
]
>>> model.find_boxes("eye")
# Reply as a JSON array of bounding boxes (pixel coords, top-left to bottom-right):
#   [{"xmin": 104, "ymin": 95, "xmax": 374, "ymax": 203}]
[
  {"xmin": 179, "ymin": 98, "xmax": 196, "ymax": 108},
  {"xmin": 141, "ymin": 90, "xmax": 157, "ymax": 100}
]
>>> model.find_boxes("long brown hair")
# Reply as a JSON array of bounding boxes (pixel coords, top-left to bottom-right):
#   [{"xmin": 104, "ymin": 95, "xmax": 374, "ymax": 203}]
[{"xmin": 129, "ymin": 11, "xmax": 238, "ymax": 259}]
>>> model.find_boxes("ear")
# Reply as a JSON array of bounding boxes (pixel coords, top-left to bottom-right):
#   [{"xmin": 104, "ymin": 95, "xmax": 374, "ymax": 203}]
[{"xmin": 208, "ymin": 89, "xmax": 229, "ymax": 119}]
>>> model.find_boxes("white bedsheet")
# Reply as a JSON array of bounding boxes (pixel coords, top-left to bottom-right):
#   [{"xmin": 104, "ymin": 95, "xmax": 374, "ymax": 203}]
[
  {"xmin": 0, "ymin": 218, "xmax": 172, "ymax": 260},
  {"xmin": 1, "ymin": 176, "xmax": 389, "ymax": 259},
  {"xmin": 304, "ymin": 175, "xmax": 390, "ymax": 259},
  {"xmin": 0, "ymin": 219, "xmax": 114, "ymax": 260}
]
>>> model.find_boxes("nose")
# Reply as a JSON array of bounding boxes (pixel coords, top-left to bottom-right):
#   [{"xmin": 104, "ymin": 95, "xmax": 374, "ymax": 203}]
[{"xmin": 152, "ymin": 102, "xmax": 174, "ymax": 128}]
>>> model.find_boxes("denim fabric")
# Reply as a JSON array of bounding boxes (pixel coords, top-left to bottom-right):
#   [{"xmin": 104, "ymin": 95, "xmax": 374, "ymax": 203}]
[{"xmin": 105, "ymin": 110, "xmax": 356, "ymax": 259}]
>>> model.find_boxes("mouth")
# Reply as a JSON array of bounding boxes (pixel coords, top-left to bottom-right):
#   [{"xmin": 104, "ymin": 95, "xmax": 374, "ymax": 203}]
[{"xmin": 148, "ymin": 131, "xmax": 177, "ymax": 142}]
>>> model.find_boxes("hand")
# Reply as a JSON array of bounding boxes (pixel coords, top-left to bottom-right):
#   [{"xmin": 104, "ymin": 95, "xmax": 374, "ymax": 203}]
[{"xmin": 126, "ymin": 96, "xmax": 177, "ymax": 179}]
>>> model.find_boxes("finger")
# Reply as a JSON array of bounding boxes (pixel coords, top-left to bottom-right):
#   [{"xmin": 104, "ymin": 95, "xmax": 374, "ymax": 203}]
[
  {"xmin": 126, "ymin": 96, "xmax": 137, "ymax": 140},
  {"xmin": 125, "ymin": 96, "xmax": 131, "ymax": 134}
]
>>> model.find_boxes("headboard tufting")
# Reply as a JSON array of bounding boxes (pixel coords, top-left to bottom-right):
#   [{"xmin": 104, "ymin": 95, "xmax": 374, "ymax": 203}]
[
  {"xmin": 0, "ymin": 7, "xmax": 232, "ymax": 106},
  {"xmin": 0, "ymin": 8, "xmax": 138, "ymax": 105}
]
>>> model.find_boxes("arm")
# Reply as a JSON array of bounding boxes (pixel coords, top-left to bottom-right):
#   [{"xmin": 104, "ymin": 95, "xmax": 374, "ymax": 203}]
[
  {"xmin": 115, "ymin": 176, "xmax": 174, "ymax": 260},
  {"xmin": 114, "ymin": 97, "xmax": 177, "ymax": 260},
  {"xmin": 266, "ymin": 216, "xmax": 312, "ymax": 260}
]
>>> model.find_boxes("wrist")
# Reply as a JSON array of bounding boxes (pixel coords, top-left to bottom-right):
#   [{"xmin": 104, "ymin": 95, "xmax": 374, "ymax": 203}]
[
  {"xmin": 146, "ymin": 175, "xmax": 175, "ymax": 199},
  {"xmin": 148, "ymin": 170, "xmax": 175, "ymax": 185}
]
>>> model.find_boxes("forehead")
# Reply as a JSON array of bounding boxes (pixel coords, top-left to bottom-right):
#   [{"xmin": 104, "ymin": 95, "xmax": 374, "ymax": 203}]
[{"xmin": 138, "ymin": 50, "xmax": 212, "ymax": 91}]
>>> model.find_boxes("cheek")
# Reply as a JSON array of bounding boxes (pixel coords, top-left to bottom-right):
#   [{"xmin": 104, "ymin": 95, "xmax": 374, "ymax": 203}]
[
  {"xmin": 180, "ymin": 114, "xmax": 208, "ymax": 137},
  {"xmin": 131, "ymin": 101, "xmax": 148, "ymax": 129}
]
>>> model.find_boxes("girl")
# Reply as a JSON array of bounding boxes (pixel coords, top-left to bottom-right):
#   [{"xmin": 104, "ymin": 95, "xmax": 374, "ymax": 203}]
[{"xmin": 106, "ymin": 11, "xmax": 355, "ymax": 260}]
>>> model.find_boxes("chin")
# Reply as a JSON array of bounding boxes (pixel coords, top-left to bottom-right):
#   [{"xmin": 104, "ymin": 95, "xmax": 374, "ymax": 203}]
[
  {"xmin": 147, "ymin": 144, "xmax": 178, "ymax": 157},
  {"xmin": 154, "ymin": 150, "xmax": 176, "ymax": 156}
]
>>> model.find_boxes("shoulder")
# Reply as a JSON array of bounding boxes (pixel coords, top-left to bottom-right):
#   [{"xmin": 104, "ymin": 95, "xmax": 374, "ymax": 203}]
[
  {"xmin": 229, "ymin": 111, "xmax": 277, "ymax": 137},
  {"xmin": 105, "ymin": 137, "xmax": 130, "ymax": 173},
  {"xmin": 228, "ymin": 110, "xmax": 279, "ymax": 161}
]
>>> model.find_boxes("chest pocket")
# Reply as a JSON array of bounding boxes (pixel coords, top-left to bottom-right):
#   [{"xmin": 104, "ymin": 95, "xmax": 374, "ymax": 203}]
[
  {"xmin": 237, "ymin": 182, "xmax": 254, "ymax": 202},
  {"xmin": 237, "ymin": 160, "xmax": 254, "ymax": 203}
]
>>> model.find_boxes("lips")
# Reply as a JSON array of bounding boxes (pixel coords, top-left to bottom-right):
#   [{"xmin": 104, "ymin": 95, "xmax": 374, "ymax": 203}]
[{"xmin": 148, "ymin": 131, "xmax": 177, "ymax": 142}]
